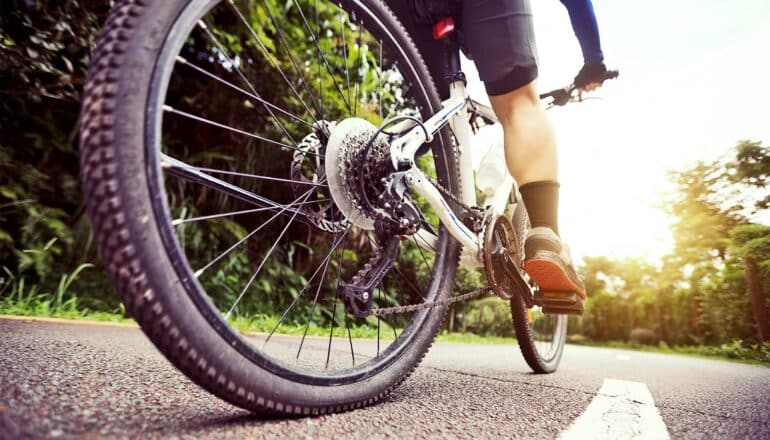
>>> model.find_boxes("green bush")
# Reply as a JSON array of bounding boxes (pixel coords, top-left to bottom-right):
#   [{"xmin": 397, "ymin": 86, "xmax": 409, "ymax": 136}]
[{"xmin": 462, "ymin": 297, "xmax": 513, "ymax": 337}]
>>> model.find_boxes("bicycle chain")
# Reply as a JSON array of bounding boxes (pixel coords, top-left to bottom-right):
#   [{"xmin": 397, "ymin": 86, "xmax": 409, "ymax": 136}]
[{"xmin": 371, "ymin": 287, "xmax": 490, "ymax": 316}]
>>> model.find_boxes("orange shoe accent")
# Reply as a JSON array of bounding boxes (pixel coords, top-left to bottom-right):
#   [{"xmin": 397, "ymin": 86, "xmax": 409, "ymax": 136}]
[{"xmin": 524, "ymin": 258, "xmax": 587, "ymax": 300}]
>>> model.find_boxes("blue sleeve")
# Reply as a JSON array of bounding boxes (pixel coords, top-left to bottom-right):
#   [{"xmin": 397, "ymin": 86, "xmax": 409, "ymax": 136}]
[{"xmin": 559, "ymin": 0, "xmax": 604, "ymax": 64}]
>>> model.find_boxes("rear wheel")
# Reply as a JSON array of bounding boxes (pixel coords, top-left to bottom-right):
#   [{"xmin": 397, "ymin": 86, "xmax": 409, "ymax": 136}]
[{"xmin": 80, "ymin": 0, "xmax": 460, "ymax": 414}]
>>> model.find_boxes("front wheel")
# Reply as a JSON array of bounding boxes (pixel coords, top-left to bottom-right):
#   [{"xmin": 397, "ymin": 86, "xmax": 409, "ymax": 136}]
[
  {"xmin": 506, "ymin": 195, "xmax": 567, "ymax": 373},
  {"xmin": 510, "ymin": 296, "xmax": 567, "ymax": 373},
  {"xmin": 79, "ymin": 0, "xmax": 461, "ymax": 414}
]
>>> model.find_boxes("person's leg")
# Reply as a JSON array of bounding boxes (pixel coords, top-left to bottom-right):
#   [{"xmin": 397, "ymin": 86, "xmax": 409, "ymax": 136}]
[
  {"xmin": 463, "ymin": 0, "xmax": 585, "ymax": 300},
  {"xmin": 490, "ymin": 82, "xmax": 585, "ymax": 299},
  {"xmin": 488, "ymin": 81, "xmax": 560, "ymax": 234},
  {"xmin": 489, "ymin": 81, "xmax": 557, "ymax": 184}
]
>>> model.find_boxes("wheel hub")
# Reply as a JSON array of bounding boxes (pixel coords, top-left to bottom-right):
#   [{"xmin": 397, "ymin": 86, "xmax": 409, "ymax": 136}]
[{"xmin": 290, "ymin": 121, "xmax": 348, "ymax": 233}]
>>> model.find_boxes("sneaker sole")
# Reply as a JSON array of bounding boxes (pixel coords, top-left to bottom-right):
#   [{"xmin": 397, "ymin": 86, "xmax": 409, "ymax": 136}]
[{"xmin": 524, "ymin": 258, "xmax": 587, "ymax": 300}]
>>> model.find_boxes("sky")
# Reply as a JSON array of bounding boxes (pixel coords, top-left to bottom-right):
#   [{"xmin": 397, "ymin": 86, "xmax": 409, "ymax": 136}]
[{"xmin": 463, "ymin": 0, "xmax": 770, "ymax": 262}]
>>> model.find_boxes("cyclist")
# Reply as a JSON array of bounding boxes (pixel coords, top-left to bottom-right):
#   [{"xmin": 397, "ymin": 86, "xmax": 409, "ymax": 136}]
[
  {"xmin": 560, "ymin": 0, "xmax": 610, "ymax": 94},
  {"xmin": 387, "ymin": 0, "xmax": 613, "ymax": 308}
]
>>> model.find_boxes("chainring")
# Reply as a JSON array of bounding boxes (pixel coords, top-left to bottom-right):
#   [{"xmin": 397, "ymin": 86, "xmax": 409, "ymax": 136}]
[{"xmin": 483, "ymin": 214, "xmax": 524, "ymax": 300}]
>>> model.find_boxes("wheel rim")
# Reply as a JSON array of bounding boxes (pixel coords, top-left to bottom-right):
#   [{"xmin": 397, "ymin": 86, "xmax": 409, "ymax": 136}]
[{"xmin": 144, "ymin": 0, "xmax": 455, "ymax": 385}]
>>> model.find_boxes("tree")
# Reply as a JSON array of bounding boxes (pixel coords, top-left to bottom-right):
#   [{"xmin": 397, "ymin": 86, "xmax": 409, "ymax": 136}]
[
  {"xmin": 731, "ymin": 224, "xmax": 770, "ymax": 341},
  {"xmin": 727, "ymin": 141, "xmax": 770, "ymax": 342},
  {"xmin": 730, "ymin": 140, "xmax": 770, "ymax": 213}
]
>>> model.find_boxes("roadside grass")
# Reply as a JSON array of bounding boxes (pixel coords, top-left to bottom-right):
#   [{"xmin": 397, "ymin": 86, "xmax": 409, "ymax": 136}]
[
  {"xmin": 566, "ymin": 338, "xmax": 770, "ymax": 366},
  {"xmin": 1, "ymin": 275, "xmax": 767, "ymax": 366},
  {"xmin": 0, "ymin": 263, "xmax": 133, "ymax": 324}
]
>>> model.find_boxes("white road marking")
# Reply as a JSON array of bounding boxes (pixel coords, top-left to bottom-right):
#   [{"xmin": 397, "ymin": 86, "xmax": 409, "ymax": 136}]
[
  {"xmin": 617, "ymin": 354, "xmax": 631, "ymax": 361},
  {"xmin": 558, "ymin": 378, "xmax": 670, "ymax": 440}
]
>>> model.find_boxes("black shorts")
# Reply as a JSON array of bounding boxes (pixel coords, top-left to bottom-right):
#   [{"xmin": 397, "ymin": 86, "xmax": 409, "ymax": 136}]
[{"xmin": 385, "ymin": 0, "xmax": 539, "ymax": 98}]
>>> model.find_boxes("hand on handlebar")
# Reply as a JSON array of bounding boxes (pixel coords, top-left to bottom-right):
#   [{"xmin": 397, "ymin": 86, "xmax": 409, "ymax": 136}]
[
  {"xmin": 539, "ymin": 66, "xmax": 619, "ymax": 108},
  {"xmin": 577, "ymin": 82, "xmax": 600, "ymax": 100}
]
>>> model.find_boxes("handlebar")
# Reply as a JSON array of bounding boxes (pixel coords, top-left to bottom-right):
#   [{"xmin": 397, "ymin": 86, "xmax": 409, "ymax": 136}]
[{"xmin": 539, "ymin": 70, "xmax": 619, "ymax": 107}]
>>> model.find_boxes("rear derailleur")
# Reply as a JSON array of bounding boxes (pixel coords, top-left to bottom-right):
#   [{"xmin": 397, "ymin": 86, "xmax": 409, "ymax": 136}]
[{"xmin": 340, "ymin": 172, "xmax": 425, "ymax": 318}]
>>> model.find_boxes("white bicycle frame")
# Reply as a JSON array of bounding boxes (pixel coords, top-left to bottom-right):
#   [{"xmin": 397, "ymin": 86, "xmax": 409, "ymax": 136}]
[{"xmin": 390, "ymin": 80, "xmax": 515, "ymax": 267}]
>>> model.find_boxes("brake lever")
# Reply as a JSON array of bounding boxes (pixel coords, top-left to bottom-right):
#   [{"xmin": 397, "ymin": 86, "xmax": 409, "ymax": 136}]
[
  {"xmin": 540, "ymin": 87, "xmax": 573, "ymax": 107},
  {"xmin": 540, "ymin": 69, "xmax": 619, "ymax": 108}
]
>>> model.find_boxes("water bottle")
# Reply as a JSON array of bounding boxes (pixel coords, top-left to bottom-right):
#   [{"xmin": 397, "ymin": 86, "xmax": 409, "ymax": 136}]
[{"xmin": 475, "ymin": 132, "xmax": 510, "ymax": 197}]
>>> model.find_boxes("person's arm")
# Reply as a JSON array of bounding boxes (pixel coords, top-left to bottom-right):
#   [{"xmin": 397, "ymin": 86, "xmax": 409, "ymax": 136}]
[{"xmin": 559, "ymin": 0, "xmax": 604, "ymax": 65}]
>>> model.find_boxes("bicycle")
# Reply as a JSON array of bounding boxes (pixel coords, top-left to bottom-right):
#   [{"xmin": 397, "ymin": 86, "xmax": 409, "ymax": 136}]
[{"xmin": 79, "ymin": 0, "xmax": 617, "ymax": 415}]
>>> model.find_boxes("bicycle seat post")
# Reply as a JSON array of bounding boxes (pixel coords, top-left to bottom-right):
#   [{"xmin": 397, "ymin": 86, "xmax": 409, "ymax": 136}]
[
  {"xmin": 432, "ymin": 17, "xmax": 475, "ymax": 207},
  {"xmin": 432, "ymin": 18, "xmax": 465, "ymax": 86}
]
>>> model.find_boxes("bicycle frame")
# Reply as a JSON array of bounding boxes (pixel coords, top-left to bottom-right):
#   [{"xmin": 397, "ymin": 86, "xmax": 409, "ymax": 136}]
[{"xmin": 392, "ymin": 79, "xmax": 514, "ymax": 267}]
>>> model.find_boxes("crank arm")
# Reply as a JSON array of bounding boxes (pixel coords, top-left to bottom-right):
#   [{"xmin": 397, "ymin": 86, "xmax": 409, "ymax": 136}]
[{"xmin": 492, "ymin": 248, "xmax": 534, "ymax": 308}]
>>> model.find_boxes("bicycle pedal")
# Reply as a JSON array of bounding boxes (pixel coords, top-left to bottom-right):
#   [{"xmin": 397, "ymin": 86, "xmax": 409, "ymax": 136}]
[{"xmin": 535, "ymin": 290, "xmax": 584, "ymax": 315}]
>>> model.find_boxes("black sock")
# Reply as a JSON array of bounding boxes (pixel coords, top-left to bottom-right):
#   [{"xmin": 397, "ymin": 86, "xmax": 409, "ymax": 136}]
[{"xmin": 519, "ymin": 181, "xmax": 560, "ymax": 236}]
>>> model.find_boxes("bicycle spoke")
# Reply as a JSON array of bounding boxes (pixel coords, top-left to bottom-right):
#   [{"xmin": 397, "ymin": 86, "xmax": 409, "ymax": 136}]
[
  {"xmin": 295, "ymin": 239, "xmax": 334, "ymax": 360},
  {"xmin": 411, "ymin": 229, "xmax": 438, "ymax": 253},
  {"xmin": 163, "ymin": 105, "xmax": 291, "ymax": 148},
  {"xmin": 195, "ymin": 166, "xmax": 325, "ymax": 183},
  {"xmin": 193, "ymin": 186, "xmax": 316, "ymax": 278},
  {"xmin": 290, "ymin": 0, "xmax": 352, "ymax": 115},
  {"xmin": 352, "ymin": 22, "xmax": 364, "ymax": 117},
  {"xmin": 196, "ymin": 20, "xmax": 304, "ymax": 144},
  {"xmin": 381, "ymin": 277, "xmax": 398, "ymax": 340},
  {"xmin": 224, "ymin": 189, "xmax": 312, "ymax": 319},
  {"xmin": 219, "ymin": 4, "xmax": 321, "ymax": 124},
  {"xmin": 412, "ymin": 236, "xmax": 432, "ymax": 273},
  {"xmin": 324, "ymin": 295, "xmax": 338, "ymax": 370},
  {"xmin": 172, "ymin": 199, "xmax": 325, "ymax": 226},
  {"xmin": 346, "ymin": 314, "xmax": 355, "ymax": 367},
  {"xmin": 262, "ymin": 219, "xmax": 358, "ymax": 347},
  {"xmin": 176, "ymin": 55, "xmax": 313, "ymax": 129},
  {"xmin": 314, "ymin": 0, "xmax": 324, "ymax": 121},
  {"xmin": 325, "ymin": 212, "xmax": 346, "ymax": 370},
  {"xmin": 376, "ymin": 285, "xmax": 381, "ymax": 356},
  {"xmin": 257, "ymin": 0, "xmax": 323, "ymax": 119},
  {"xmin": 340, "ymin": 12, "xmax": 352, "ymax": 117},
  {"xmin": 378, "ymin": 40, "xmax": 383, "ymax": 122}
]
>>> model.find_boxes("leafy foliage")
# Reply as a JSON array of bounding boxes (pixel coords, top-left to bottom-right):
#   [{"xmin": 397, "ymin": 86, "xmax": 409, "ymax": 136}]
[
  {"xmin": 0, "ymin": 2, "xmax": 767, "ymax": 356},
  {"xmin": 573, "ymin": 141, "xmax": 770, "ymax": 346}
]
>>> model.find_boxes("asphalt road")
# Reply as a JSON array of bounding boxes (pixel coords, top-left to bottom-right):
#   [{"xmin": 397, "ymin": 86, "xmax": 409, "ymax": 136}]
[{"xmin": 1, "ymin": 317, "xmax": 768, "ymax": 439}]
